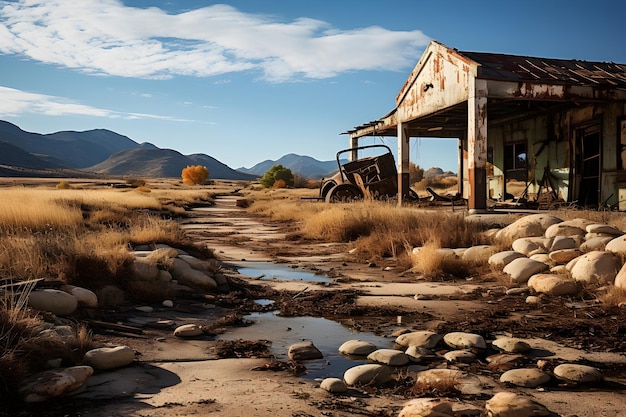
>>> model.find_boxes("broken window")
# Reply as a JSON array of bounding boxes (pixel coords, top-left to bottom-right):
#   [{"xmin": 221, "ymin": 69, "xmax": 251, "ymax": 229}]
[{"xmin": 504, "ymin": 142, "xmax": 527, "ymax": 182}]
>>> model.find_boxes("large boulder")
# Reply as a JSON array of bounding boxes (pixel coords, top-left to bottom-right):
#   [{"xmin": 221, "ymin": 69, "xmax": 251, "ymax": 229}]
[
  {"xmin": 569, "ymin": 251, "xmax": 620, "ymax": 284},
  {"xmin": 395, "ymin": 331, "xmax": 442, "ymax": 349},
  {"xmin": 605, "ymin": 234, "xmax": 626, "ymax": 254},
  {"xmin": 503, "ymin": 258, "xmax": 549, "ymax": 284},
  {"xmin": 443, "ymin": 332, "xmax": 486, "ymax": 349},
  {"xmin": 485, "ymin": 392, "xmax": 550, "ymax": 417},
  {"xmin": 170, "ymin": 258, "xmax": 218, "ymax": 290},
  {"xmin": 59, "ymin": 284, "xmax": 98, "ymax": 308},
  {"xmin": 488, "ymin": 251, "xmax": 526, "ymax": 269},
  {"xmin": 511, "ymin": 237, "xmax": 549, "ymax": 256},
  {"xmin": 338, "ymin": 340, "xmax": 378, "ymax": 356},
  {"xmin": 527, "ymin": 274, "xmax": 579, "ymax": 296},
  {"xmin": 288, "ymin": 341, "xmax": 323, "ymax": 361},
  {"xmin": 28, "ymin": 289, "xmax": 78, "ymax": 315},
  {"xmin": 553, "ymin": 363, "xmax": 603, "ymax": 383},
  {"xmin": 499, "ymin": 368, "xmax": 551, "ymax": 387},
  {"xmin": 367, "ymin": 349, "xmax": 410, "ymax": 366},
  {"xmin": 398, "ymin": 398, "xmax": 455, "ymax": 417},
  {"xmin": 84, "ymin": 345, "xmax": 135, "ymax": 370},
  {"xmin": 495, "ymin": 214, "xmax": 562, "ymax": 242},
  {"xmin": 343, "ymin": 364, "xmax": 393, "ymax": 386}
]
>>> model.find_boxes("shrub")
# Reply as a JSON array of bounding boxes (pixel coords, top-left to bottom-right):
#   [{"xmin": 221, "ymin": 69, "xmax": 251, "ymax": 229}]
[
  {"xmin": 260, "ymin": 164, "xmax": 294, "ymax": 188},
  {"xmin": 56, "ymin": 181, "xmax": 72, "ymax": 189},
  {"xmin": 273, "ymin": 179, "xmax": 287, "ymax": 189},
  {"xmin": 182, "ymin": 165, "xmax": 209, "ymax": 185}
]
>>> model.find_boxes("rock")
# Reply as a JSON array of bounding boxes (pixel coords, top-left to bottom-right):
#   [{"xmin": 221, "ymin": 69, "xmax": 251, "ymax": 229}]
[
  {"xmin": 28, "ymin": 289, "xmax": 78, "ymax": 315},
  {"xmin": 615, "ymin": 262, "xmax": 626, "ymax": 289},
  {"xmin": 499, "ymin": 368, "xmax": 551, "ymax": 387},
  {"xmin": 84, "ymin": 345, "xmax": 135, "ymax": 370},
  {"xmin": 486, "ymin": 353, "xmax": 525, "ymax": 371},
  {"xmin": 525, "ymin": 295, "xmax": 542, "ymax": 305},
  {"xmin": 395, "ymin": 331, "xmax": 442, "ymax": 349},
  {"xmin": 491, "ymin": 337, "xmax": 531, "ymax": 353},
  {"xmin": 343, "ymin": 364, "xmax": 393, "ymax": 386},
  {"xmin": 158, "ymin": 269, "xmax": 173, "ymax": 282},
  {"xmin": 96, "ymin": 285, "xmax": 125, "ymax": 307},
  {"xmin": 133, "ymin": 258, "xmax": 160, "ymax": 281},
  {"xmin": 174, "ymin": 323, "xmax": 203, "ymax": 337},
  {"xmin": 170, "ymin": 258, "xmax": 218, "ymax": 290},
  {"xmin": 503, "ymin": 258, "xmax": 549, "ymax": 284},
  {"xmin": 544, "ymin": 223, "xmax": 585, "ymax": 238},
  {"xmin": 37, "ymin": 325, "xmax": 75, "ymax": 343},
  {"xmin": 511, "ymin": 237, "xmax": 548, "ymax": 256},
  {"xmin": 569, "ymin": 251, "xmax": 620, "ymax": 284},
  {"xmin": 338, "ymin": 340, "xmax": 377, "ymax": 356},
  {"xmin": 580, "ymin": 236, "xmax": 612, "ymax": 253},
  {"xmin": 59, "ymin": 285, "xmax": 98, "ymax": 308},
  {"xmin": 462, "ymin": 245, "xmax": 497, "ymax": 262},
  {"xmin": 485, "ymin": 392, "xmax": 550, "ymax": 417},
  {"xmin": 495, "ymin": 214, "xmax": 562, "ymax": 242},
  {"xmin": 135, "ymin": 306, "xmax": 153, "ymax": 313},
  {"xmin": 548, "ymin": 249, "xmax": 581, "ymax": 264},
  {"xmin": 288, "ymin": 341, "xmax": 323, "ymax": 361},
  {"xmin": 320, "ymin": 377, "xmax": 348, "ymax": 393},
  {"xmin": 405, "ymin": 345, "xmax": 436, "ymax": 363},
  {"xmin": 488, "ymin": 251, "xmax": 526, "ymax": 269},
  {"xmin": 367, "ymin": 349, "xmax": 409, "ymax": 366},
  {"xmin": 549, "ymin": 236, "xmax": 578, "ymax": 251},
  {"xmin": 443, "ymin": 350, "xmax": 476, "ymax": 363},
  {"xmin": 553, "ymin": 363, "xmax": 603, "ymax": 383},
  {"xmin": 605, "ymin": 234, "xmax": 626, "ymax": 254},
  {"xmin": 398, "ymin": 398, "xmax": 455, "ymax": 417},
  {"xmin": 443, "ymin": 332, "xmax": 486, "ymax": 349},
  {"xmin": 18, "ymin": 366, "xmax": 93, "ymax": 403},
  {"xmin": 162, "ymin": 299, "xmax": 174, "ymax": 308},
  {"xmin": 550, "ymin": 265, "xmax": 568, "ymax": 274},
  {"xmin": 527, "ymin": 274, "xmax": 580, "ymax": 296},
  {"xmin": 415, "ymin": 369, "xmax": 482, "ymax": 395},
  {"xmin": 529, "ymin": 253, "xmax": 550, "ymax": 263},
  {"xmin": 586, "ymin": 224, "xmax": 622, "ymax": 235},
  {"xmin": 505, "ymin": 287, "xmax": 528, "ymax": 296}
]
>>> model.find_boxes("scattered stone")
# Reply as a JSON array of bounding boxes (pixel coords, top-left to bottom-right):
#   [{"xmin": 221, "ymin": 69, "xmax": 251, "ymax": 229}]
[
  {"xmin": 367, "ymin": 348, "xmax": 409, "ymax": 366},
  {"xmin": 174, "ymin": 323, "xmax": 203, "ymax": 338},
  {"xmin": 505, "ymin": 287, "xmax": 528, "ymax": 296},
  {"xmin": 485, "ymin": 392, "xmax": 550, "ymax": 417},
  {"xmin": 525, "ymin": 295, "xmax": 542, "ymax": 305},
  {"xmin": 462, "ymin": 245, "xmax": 497, "ymax": 262},
  {"xmin": 18, "ymin": 366, "xmax": 93, "ymax": 403},
  {"xmin": 320, "ymin": 377, "xmax": 348, "ymax": 393},
  {"xmin": 398, "ymin": 398, "xmax": 455, "ymax": 417},
  {"xmin": 488, "ymin": 251, "xmax": 526, "ymax": 269},
  {"xmin": 338, "ymin": 340, "xmax": 378, "ymax": 356},
  {"xmin": 511, "ymin": 237, "xmax": 547, "ymax": 256},
  {"xmin": 162, "ymin": 299, "xmax": 174, "ymax": 308},
  {"xmin": 569, "ymin": 250, "xmax": 620, "ymax": 284},
  {"xmin": 288, "ymin": 341, "xmax": 323, "ymax": 361},
  {"xmin": 343, "ymin": 364, "xmax": 393, "ymax": 386},
  {"xmin": 28, "ymin": 289, "xmax": 78, "ymax": 315},
  {"xmin": 59, "ymin": 285, "xmax": 98, "ymax": 308},
  {"xmin": 499, "ymin": 368, "xmax": 551, "ymax": 387},
  {"xmin": 486, "ymin": 353, "xmax": 525, "ymax": 371},
  {"xmin": 405, "ymin": 345, "xmax": 436, "ymax": 363},
  {"xmin": 548, "ymin": 249, "xmax": 581, "ymax": 264},
  {"xmin": 503, "ymin": 258, "xmax": 549, "ymax": 284},
  {"xmin": 84, "ymin": 345, "xmax": 135, "ymax": 370},
  {"xmin": 135, "ymin": 306, "xmax": 154, "ymax": 313},
  {"xmin": 553, "ymin": 363, "xmax": 603, "ymax": 383},
  {"xmin": 415, "ymin": 369, "xmax": 482, "ymax": 395},
  {"xmin": 170, "ymin": 258, "xmax": 218, "ymax": 290},
  {"xmin": 443, "ymin": 332, "xmax": 486, "ymax": 349},
  {"xmin": 443, "ymin": 350, "xmax": 476, "ymax": 363},
  {"xmin": 527, "ymin": 274, "xmax": 580, "ymax": 296},
  {"xmin": 395, "ymin": 331, "xmax": 442, "ymax": 349},
  {"xmin": 491, "ymin": 337, "xmax": 531, "ymax": 353}
]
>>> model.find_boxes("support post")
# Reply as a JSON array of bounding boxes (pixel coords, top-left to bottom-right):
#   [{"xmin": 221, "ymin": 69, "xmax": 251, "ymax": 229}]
[
  {"xmin": 349, "ymin": 136, "xmax": 359, "ymax": 161},
  {"xmin": 467, "ymin": 78, "xmax": 488, "ymax": 213},
  {"xmin": 397, "ymin": 122, "xmax": 410, "ymax": 205}
]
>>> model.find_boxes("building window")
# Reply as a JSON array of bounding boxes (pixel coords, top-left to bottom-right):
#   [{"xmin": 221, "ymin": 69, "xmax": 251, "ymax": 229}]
[{"xmin": 504, "ymin": 142, "xmax": 527, "ymax": 182}]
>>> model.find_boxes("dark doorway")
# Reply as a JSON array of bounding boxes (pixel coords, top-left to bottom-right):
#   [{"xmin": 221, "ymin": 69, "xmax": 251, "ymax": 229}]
[{"xmin": 577, "ymin": 126, "xmax": 601, "ymax": 206}]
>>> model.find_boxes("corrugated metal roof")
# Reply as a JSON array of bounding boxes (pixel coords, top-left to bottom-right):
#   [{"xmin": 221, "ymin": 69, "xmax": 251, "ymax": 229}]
[{"xmin": 459, "ymin": 51, "xmax": 626, "ymax": 87}]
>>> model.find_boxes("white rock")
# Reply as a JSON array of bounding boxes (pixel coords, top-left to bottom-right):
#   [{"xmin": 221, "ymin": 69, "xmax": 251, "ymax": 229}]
[
  {"xmin": 462, "ymin": 245, "xmax": 497, "ymax": 262},
  {"xmin": 488, "ymin": 251, "xmax": 526, "ymax": 269},
  {"xmin": 320, "ymin": 377, "xmax": 348, "ymax": 393},
  {"xmin": 525, "ymin": 295, "xmax": 542, "ymax": 305},
  {"xmin": 586, "ymin": 224, "xmax": 622, "ymax": 235},
  {"xmin": 170, "ymin": 258, "xmax": 217, "ymax": 290},
  {"xmin": 492, "ymin": 337, "xmax": 531, "ymax": 353},
  {"xmin": 135, "ymin": 306, "xmax": 153, "ymax": 313},
  {"xmin": 511, "ymin": 237, "xmax": 548, "ymax": 256},
  {"xmin": 553, "ymin": 363, "xmax": 603, "ymax": 383},
  {"xmin": 548, "ymin": 249, "xmax": 581, "ymax": 264},
  {"xmin": 549, "ymin": 236, "xmax": 578, "ymax": 251},
  {"xmin": 485, "ymin": 392, "xmax": 550, "ymax": 417},
  {"xmin": 60, "ymin": 285, "xmax": 98, "ymax": 308},
  {"xmin": 18, "ymin": 366, "xmax": 93, "ymax": 403},
  {"xmin": 174, "ymin": 323, "xmax": 203, "ymax": 337},
  {"xmin": 544, "ymin": 223, "xmax": 585, "ymax": 238},
  {"xmin": 415, "ymin": 369, "xmax": 482, "ymax": 395},
  {"xmin": 28, "ymin": 289, "xmax": 78, "ymax": 315},
  {"xmin": 500, "ymin": 368, "xmax": 551, "ymax": 387},
  {"xmin": 343, "ymin": 364, "xmax": 393, "ymax": 386},
  {"xmin": 569, "ymin": 251, "xmax": 620, "ymax": 284},
  {"xmin": 288, "ymin": 341, "xmax": 323, "ymax": 361},
  {"xmin": 162, "ymin": 299, "xmax": 174, "ymax": 308},
  {"xmin": 503, "ymin": 258, "xmax": 549, "ymax": 284},
  {"xmin": 580, "ymin": 236, "xmax": 612, "ymax": 253},
  {"xmin": 443, "ymin": 332, "xmax": 486, "ymax": 349},
  {"xmin": 398, "ymin": 398, "xmax": 455, "ymax": 417},
  {"xmin": 550, "ymin": 265, "xmax": 568, "ymax": 274},
  {"xmin": 615, "ymin": 262, "xmax": 626, "ymax": 289},
  {"xmin": 529, "ymin": 253, "xmax": 550, "ymax": 263},
  {"xmin": 605, "ymin": 234, "xmax": 626, "ymax": 254},
  {"xmin": 495, "ymin": 214, "xmax": 562, "ymax": 242},
  {"xmin": 84, "ymin": 345, "xmax": 135, "ymax": 370},
  {"xmin": 443, "ymin": 350, "xmax": 476, "ymax": 363},
  {"xmin": 395, "ymin": 331, "xmax": 442, "ymax": 349},
  {"xmin": 527, "ymin": 274, "xmax": 579, "ymax": 296},
  {"xmin": 405, "ymin": 345, "xmax": 435, "ymax": 363},
  {"xmin": 338, "ymin": 340, "xmax": 377, "ymax": 356},
  {"xmin": 367, "ymin": 349, "xmax": 409, "ymax": 366}
]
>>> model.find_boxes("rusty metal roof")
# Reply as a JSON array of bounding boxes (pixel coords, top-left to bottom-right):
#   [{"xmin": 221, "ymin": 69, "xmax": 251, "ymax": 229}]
[{"xmin": 460, "ymin": 51, "xmax": 626, "ymax": 88}]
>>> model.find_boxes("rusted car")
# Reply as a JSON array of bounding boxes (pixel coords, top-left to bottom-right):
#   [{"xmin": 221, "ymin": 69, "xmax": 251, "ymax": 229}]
[{"xmin": 320, "ymin": 144, "xmax": 408, "ymax": 202}]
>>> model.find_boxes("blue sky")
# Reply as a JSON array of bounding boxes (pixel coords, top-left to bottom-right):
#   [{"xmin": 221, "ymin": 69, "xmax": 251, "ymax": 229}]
[{"xmin": 1, "ymin": 0, "xmax": 625, "ymax": 172}]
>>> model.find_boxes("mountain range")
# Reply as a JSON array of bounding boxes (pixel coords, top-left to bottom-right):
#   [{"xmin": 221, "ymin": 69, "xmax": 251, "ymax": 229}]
[{"xmin": 0, "ymin": 120, "xmax": 337, "ymax": 180}]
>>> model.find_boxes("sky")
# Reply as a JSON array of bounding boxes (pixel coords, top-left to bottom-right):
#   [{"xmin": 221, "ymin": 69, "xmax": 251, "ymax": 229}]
[{"xmin": 1, "ymin": 1, "xmax": 625, "ymax": 172}]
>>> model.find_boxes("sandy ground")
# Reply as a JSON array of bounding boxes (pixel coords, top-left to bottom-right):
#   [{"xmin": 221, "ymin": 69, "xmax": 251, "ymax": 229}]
[{"xmin": 15, "ymin": 189, "xmax": 626, "ymax": 417}]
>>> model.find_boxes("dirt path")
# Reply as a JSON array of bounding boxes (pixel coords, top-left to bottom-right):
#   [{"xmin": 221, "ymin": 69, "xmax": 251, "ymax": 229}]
[{"xmin": 23, "ymin": 191, "xmax": 626, "ymax": 417}]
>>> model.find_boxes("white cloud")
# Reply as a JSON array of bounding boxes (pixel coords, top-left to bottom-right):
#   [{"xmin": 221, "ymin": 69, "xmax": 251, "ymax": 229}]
[
  {"xmin": 0, "ymin": 0, "xmax": 430, "ymax": 81},
  {"xmin": 0, "ymin": 85, "xmax": 194, "ymax": 121}
]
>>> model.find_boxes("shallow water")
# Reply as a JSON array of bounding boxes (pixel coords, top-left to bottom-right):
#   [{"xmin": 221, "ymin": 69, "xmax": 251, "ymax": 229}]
[
  {"xmin": 235, "ymin": 261, "xmax": 333, "ymax": 283},
  {"xmin": 217, "ymin": 311, "xmax": 395, "ymax": 380}
]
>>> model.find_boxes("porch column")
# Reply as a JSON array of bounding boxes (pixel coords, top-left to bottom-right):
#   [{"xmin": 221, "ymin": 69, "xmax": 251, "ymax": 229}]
[
  {"xmin": 467, "ymin": 78, "xmax": 488, "ymax": 212},
  {"xmin": 397, "ymin": 122, "xmax": 410, "ymax": 205},
  {"xmin": 349, "ymin": 136, "xmax": 359, "ymax": 161}
]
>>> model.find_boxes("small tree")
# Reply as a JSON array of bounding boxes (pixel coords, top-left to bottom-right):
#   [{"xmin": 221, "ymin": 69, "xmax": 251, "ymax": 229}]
[
  {"xmin": 182, "ymin": 165, "xmax": 209, "ymax": 185},
  {"xmin": 260, "ymin": 164, "xmax": 294, "ymax": 188},
  {"xmin": 409, "ymin": 162, "xmax": 424, "ymax": 185}
]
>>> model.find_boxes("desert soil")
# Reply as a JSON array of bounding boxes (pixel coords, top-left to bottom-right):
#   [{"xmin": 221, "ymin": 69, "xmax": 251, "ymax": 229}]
[{"xmin": 11, "ymin": 187, "xmax": 626, "ymax": 417}]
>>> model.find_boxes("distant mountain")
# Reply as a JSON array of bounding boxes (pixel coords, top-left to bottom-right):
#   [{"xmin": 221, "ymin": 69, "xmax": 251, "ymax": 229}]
[
  {"xmin": 87, "ymin": 147, "xmax": 257, "ymax": 180},
  {"xmin": 239, "ymin": 153, "xmax": 343, "ymax": 179},
  {"xmin": 424, "ymin": 167, "xmax": 455, "ymax": 178},
  {"xmin": 0, "ymin": 121, "xmax": 257, "ymax": 180}
]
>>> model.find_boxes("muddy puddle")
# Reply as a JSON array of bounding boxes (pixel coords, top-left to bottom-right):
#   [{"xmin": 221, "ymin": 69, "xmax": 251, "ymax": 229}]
[{"xmin": 234, "ymin": 261, "xmax": 333, "ymax": 283}]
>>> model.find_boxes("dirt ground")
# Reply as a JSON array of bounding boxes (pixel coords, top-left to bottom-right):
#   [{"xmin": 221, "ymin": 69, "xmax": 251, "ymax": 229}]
[{"xmin": 9, "ymin": 189, "xmax": 626, "ymax": 417}]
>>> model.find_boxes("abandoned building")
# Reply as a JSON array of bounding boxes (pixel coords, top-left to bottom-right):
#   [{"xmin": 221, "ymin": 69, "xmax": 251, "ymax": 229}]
[{"xmin": 343, "ymin": 40, "xmax": 626, "ymax": 212}]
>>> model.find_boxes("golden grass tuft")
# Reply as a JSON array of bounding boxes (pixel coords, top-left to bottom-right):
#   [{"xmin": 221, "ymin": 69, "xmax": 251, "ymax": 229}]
[{"xmin": 599, "ymin": 285, "xmax": 626, "ymax": 307}]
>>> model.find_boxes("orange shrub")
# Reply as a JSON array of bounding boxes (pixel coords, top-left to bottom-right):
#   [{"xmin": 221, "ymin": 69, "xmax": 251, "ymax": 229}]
[
  {"xmin": 181, "ymin": 165, "xmax": 209, "ymax": 185},
  {"xmin": 273, "ymin": 179, "xmax": 287, "ymax": 189}
]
